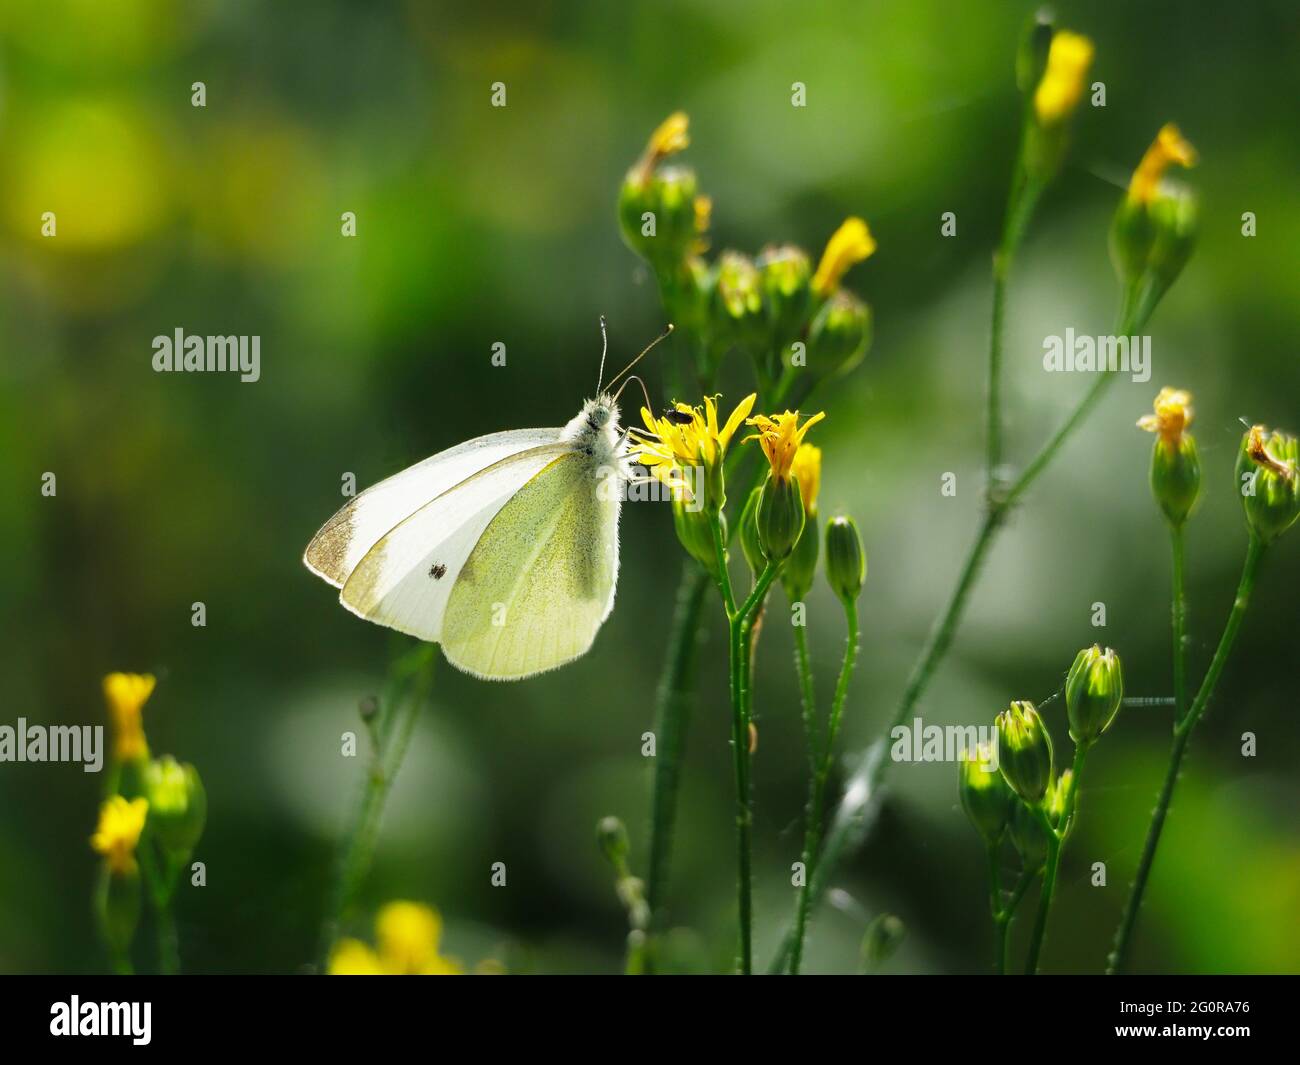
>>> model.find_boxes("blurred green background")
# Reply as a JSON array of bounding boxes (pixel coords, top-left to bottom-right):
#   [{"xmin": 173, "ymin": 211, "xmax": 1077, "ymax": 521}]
[{"xmin": 2, "ymin": 0, "xmax": 1297, "ymax": 974}]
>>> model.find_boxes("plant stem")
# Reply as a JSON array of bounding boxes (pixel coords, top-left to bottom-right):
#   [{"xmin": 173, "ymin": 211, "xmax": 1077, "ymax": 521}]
[
  {"xmin": 316, "ymin": 643, "xmax": 435, "ymax": 970},
  {"xmin": 1170, "ymin": 525, "xmax": 1188, "ymax": 720},
  {"xmin": 646, "ymin": 565, "xmax": 711, "ymax": 919},
  {"xmin": 1024, "ymin": 743, "xmax": 1089, "ymax": 975},
  {"xmin": 986, "ymin": 174, "xmax": 1044, "ymax": 500},
  {"xmin": 994, "ymin": 866, "xmax": 1038, "ymax": 975},
  {"xmin": 1107, "ymin": 536, "xmax": 1266, "ymax": 974},
  {"xmin": 789, "ymin": 597, "xmax": 860, "ymax": 974}
]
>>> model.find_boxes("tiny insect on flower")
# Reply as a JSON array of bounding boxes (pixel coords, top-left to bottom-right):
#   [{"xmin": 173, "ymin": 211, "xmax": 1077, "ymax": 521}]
[
  {"xmin": 812, "ymin": 217, "xmax": 876, "ymax": 299},
  {"xmin": 91, "ymin": 796, "xmax": 149, "ymax": 876},
  {"xmin": 1033, "ymin": 31, "xmax": 1094, "ymax": 126},
  {"xmin": 103, "ymin": 672, "xmax": 155, "ymax": 762},
  {"xmin": 632, "ymin": 393, "xmax": 757, "ymax": 512}
]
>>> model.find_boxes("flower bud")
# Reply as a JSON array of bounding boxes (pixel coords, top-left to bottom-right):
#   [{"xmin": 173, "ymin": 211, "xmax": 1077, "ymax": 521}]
[
  {"xmin": 1009, "ymin": 796, "xmax": 1049, "ymax": 869},
  {"xmin": 596, "ymin": 816, "xmax": 630, "ymax": 867},
  {"xmin": 1139, "ymin": 388, "xmax": 1201, "ymax": 528},
  {"xmin": 958, "ymin": 743, "xmax": 1014, "ymax": 845},
  {"xmin": 824, "ymin": 515, "xmax": 865, "ymax": 602},
  {"xmin": 756, "ymin": 244, "xmax": 812, "ymax": 351},
  {"xmin": 1014, "ymin": 8, "xmax": 1055, "ymax": 93},
  {"xmin": 673, "ymin": 495, "xmax": 724, "ymax": 578},
  {"xmin": 782, "ymin": 510, "xmax": 819, "ymax": 602},
  {"xmin": 712, "ymin": 251, "xmax": 767, "ymax": 354},
  {"xmin": 1237, "ymin": 425, "xmax": 1300, "ymax": 544},
  {"xmin": 144, "ymin": 756, "xmax": 207, "ymax": 857},
  {"xmin": 807, "ymin": 289, "xmax": 871, "ymax": 377},
  {"xmin": 755, "ymin": 472, "xmax": 805, "ymax": 562},
  {"xmin": 1024, "ymin": 29, "xmax": 1094, "ymax": 181},
  {"xmin": 996, "ymin": 701, "xmax": 1053, "ymax": 804},
  {"xmin": 618, "ymin": 164, "xmax": 703, "ymax": 269},
  {"xmin": 738, "ymin": 487, "xmax": 765, "ymax": 579},
  {"xmin": 1065, "ymin": 646, "xmax": 1124, "ymax": 746},
  {"xmin": 860, "ymin": 913, "xmax": 905, "ymax": 969}
]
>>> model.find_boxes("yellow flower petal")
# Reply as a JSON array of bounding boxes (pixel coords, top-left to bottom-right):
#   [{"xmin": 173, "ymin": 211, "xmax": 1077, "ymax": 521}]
[
  {"xmin": 327, "ymin": 938, "xmax": 386, "ymax": 975},
  {"xmin": 1128, "ymin": 123, "xmax": 1197, "ymax": 205},
  {"xmin": 376, "ymin": 901, "xmax": 443, "ymax": 975},
  {"xmin": 1033, "ymin": 31, "xmax": 1094, "ymax": 126},
  {"xmin": 1137, "ymin": 387, "xmax": 1193, "ymax": 445},
  {"xmin": 90, "ymin": 796, "xmax": 149, "ymax": 875},
  {"xmin": 103, "ymin": 672, "xmax": 155, "ymax": 762},
  {"xmin": 812, "ymin": 218, "xmax": 876, "ymax": 298}
]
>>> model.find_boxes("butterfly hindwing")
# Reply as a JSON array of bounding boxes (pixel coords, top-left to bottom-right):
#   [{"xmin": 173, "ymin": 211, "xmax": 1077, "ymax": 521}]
[{"xmin": 439, "ymin": 450, "xmax": 621, "ymax": 680}]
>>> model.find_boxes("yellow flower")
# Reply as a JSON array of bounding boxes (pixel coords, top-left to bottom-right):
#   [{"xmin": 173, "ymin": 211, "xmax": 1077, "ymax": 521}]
[
  {"xmin": 744, "ymin": 411, "xmax": 826, "ymax": 483},
  {"xmin": 1137, "ymin": 387, "xmax": 1193, "ymax": 446},
  {"xmin": 327, "ymin": 901, "xmax": 463, "ymax": 975},
  {"xmin": 1128, "ymin": 123, "xmax": 1197, "ymax": 205},
  {"xmin": 1033, "ymin": 31, "xmax": 1094, "ymax": 126},
  {"xmin": 790, "ymin": 443, "xmax": 822, "ymax": 514},
  {"xmin": 90, "ymin": 796, "xmax": 148, "ymax": 876},
  {"xmin": 812, "ymin": 217, "xmax": 876, "ymax": 298},
  {"xmin": 634, "ymin": 111, "xmax": 690, "ymax": 183},
  {"xmin": 632, "ymin": 393, "xmax": 757, "ymax": 500},
  {"xmin": 103, "ymin": 672, "xmax": 155, "ymax": 762}
]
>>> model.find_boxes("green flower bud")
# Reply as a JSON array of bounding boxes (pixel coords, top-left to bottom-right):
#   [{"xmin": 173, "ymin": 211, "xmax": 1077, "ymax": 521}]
[
  {"xmin": 824, "ymin": 515, "xmax": 865, "ymax": 602},
  {"xmin": 596, "ymin": 816, "xmax": 630, "ymax": 867},
  {"xmin": 712, "ymin": 251, "xmax": 766, "ymax": 354},
  {"xmin": 756, "ymin": 472, "xmax": 805, "ymax": 562},
  {"xmin": 958, "ymin": 743, "xmax": 1015, "ymax": 845},
  {"xmin": 1144, "ymin": 185, "xmax": 1198, "ymax": 305},
  {"xmin": 808, "ymin": 289, "xmax": 871, "ymax": 377},
  {"xmin": 860, "ymin": 913, "xmax": 905, "ymax": 969},
  {"xmin": 144, "ymin": 756, "xmax": 207, "ymax": 857},
  {"xmin": 756, "ymin": 243, "xmax": 812, "ymax": 351},
  {"xmin": 1065, "ymin": 645, "xmax": 1124, "ymax": 746},
  {"xmin": 1009, "ymin": 796, "xmax": 1049, "ymax": 869},
  {"xmin": 1138, "ymin": 387, "xmax": 1200, "ymax": 526},
  {"xmin": 996, "ymin": 701, "xmax": 1053, "ymax": 804},
  {"xmin": 738, "ymin": 487, "xmax": 765, "ymax": 579},
  {"xmin": 618, "ymin": 164, "xmax": 702, "ymax": 269},
  {"xmin": 673, "ymin": 496, "xmax": 724, "ymax": 578},
  {"xmin": 95, "ymin": 864, "xmax": 142, "ymax": 958},
  {"xmin": 782, "ymin": 509, "xmax": 819, "ymax": 602},
  {"xmin": 1015, "ymin": 8, "xmax": 1056, "ymax": 93},
  {"xmin": 1237, "ymin": 425, "xmax": 1300, "ymax": 544}
]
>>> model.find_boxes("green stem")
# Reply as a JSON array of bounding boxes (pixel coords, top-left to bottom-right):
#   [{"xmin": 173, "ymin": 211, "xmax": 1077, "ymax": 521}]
[
  {"xmin": 316, "ymin": 644, "xmax": 435, "ymax": 970},
  {"xmin": 1024, "ymin": 744, "xmax": 1088, "ymax": 975},
  {"xmin": 986, "ymin": 174, "xmax": 1044, "ymax": 501},
  {"xmin": 646, "ymin": 566, "xmax": 711, "ymax": 919},
  {"xmin": 995, "ymin": 866, "xmax": 1038, "ymax": 975},
  {"xmin": 789, "ymin": 597, "xmax": 859, "ymax": 974},
  {"xmin": 792, "ymin": 624, "xmax": 819, "ymax": 776},
  {"xmin": 1170, "ymin": 525, "xmax": 1188, "ymax": 721},
  {"xmin": 987, "ymin": 843, "xmax": 1007, "ymax": 975},
  {"xmin": 1107, "ymin": 536, "xmax": 1265, "ymax": 974}
]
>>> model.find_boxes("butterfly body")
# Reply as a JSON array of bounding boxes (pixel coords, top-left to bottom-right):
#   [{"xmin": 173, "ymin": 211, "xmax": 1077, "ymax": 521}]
[{"xmin": 305, "ymin": 395, "xmax": 628, "ymax": 680}]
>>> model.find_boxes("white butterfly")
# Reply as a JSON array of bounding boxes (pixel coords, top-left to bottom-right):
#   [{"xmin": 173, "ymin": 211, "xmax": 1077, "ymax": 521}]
[{"xmin": 304, "ymin": 324, "xmax": 668, "ymax": 681}]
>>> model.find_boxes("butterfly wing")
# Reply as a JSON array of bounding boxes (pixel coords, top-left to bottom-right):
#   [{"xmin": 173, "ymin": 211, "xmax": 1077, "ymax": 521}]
[
  {"xmin": 336, "ymin": 442, "xmax": 573, "ymax": 643},
  {"xmin": 439, "ymin": 450, "xmax": 621, "ymax": 680},
  {"xmin": 304, "ymin": 428, "xmax": 562, "ymax": 587}
]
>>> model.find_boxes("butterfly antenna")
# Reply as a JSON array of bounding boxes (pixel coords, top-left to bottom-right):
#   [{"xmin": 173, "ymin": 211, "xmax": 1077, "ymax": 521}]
[
  {"xmin": 604, "ymin": 323, "xmax": 674, "ymax": 392},
  {"xmin": 595, "ymin": 315, "xmax": 609, "ymax": 394},
  {"xmin": 613, "ymin": 373, "xmax": 655, "ymax": 415}
]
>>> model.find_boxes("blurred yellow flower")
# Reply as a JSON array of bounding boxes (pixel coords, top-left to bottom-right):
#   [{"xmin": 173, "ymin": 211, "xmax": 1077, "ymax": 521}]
[
  {"xmin": 327, "ymin": 901, "xmax": 462, "ymax": 975},
  {"xmin": 745, "ymin": 411, "xmax": 826, "ymax": 483},
  {"xmin": 1033, "ymin": 31, "xmax": 1094, "ymax": 126},
  {"xmin": 1128, "ymin": 124, "xmax": 1197, "ymax": 205},
  {"xmin": 1138, "ymin": 387, "xmax": 1193, "ymax": 446},
  {"xmin": 103, "ymin": 672, "xmax": 155, "ymax": 761},
  {"xmin": 791, "ymin": 444, "xmax": 822, "ymax": 514},
  {"xmin": 633, "ymin": 111, "xmax": 690, "ymax": 184},
  {"xmin": 90, "ymin": 796, "xmax": 148, "ymax": 876},
  {"xmin": 812, "ymin": 218, "xmax": 876, "ymax": 299},
  {"xmin": 633, "ymin": 393, "xmax": 757, "ymax": 496}
]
